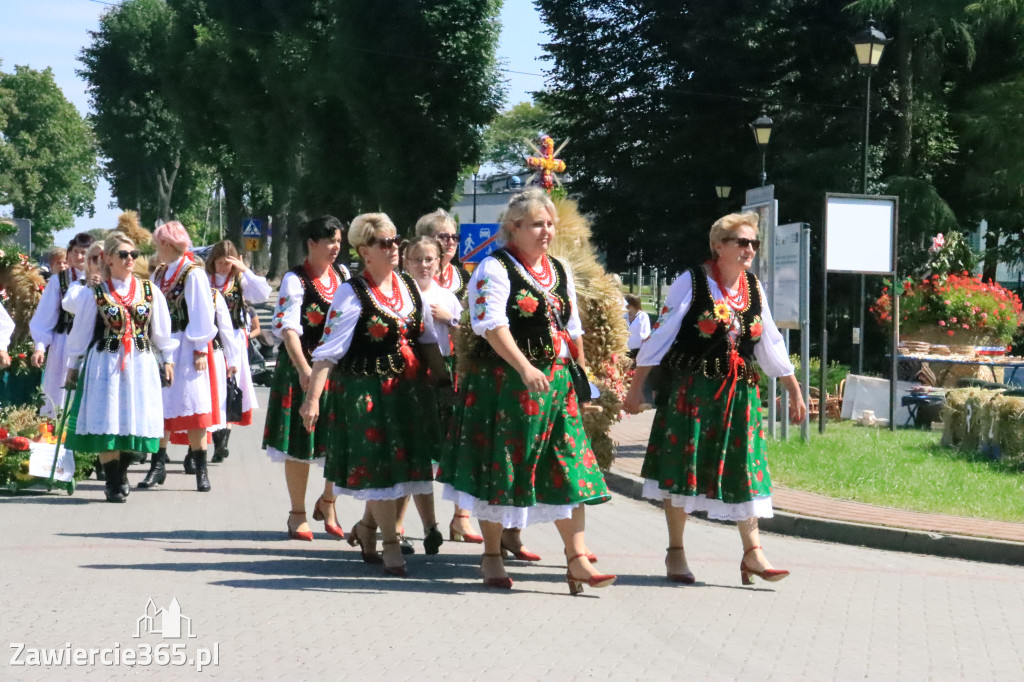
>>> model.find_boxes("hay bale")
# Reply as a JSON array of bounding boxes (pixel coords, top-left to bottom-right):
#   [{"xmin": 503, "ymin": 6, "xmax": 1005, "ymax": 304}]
[
  {"xmin": 941, "ymin": 388, "xmax": 973, "ymax": 447},
  {"xmin": 992, "ymin": 395, "xmax": 1024, "ymax": 469},
  {"xmin": 960, "ymin": 389, "xmax": 1004, "ymax": 452}
]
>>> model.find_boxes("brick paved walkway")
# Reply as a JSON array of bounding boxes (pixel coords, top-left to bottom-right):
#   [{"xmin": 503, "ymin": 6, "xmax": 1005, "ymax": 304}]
[{"xmin": 610, "ymin": 411, "xmax": 1024, "ymax": 543}]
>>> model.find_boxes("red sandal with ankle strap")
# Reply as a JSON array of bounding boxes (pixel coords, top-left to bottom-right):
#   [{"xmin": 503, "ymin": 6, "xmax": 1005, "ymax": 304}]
[
  {"xmin": 566, "ymin": 554, "xmax": 616, "ymax": 596},
  {"xmin": 740, "ymin": 545, "xmax": 789, "ymax": 585},
  {"xmin": 312, "ymin": 495, "xmax": 345, "ymax": 539}
]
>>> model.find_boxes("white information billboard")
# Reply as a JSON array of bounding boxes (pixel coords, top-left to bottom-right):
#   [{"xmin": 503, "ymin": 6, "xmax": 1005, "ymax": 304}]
[
  {"xmin": 772, "ymin": 222, "xmax": 802, "ymax": 329},
  {"xmin": 825, "ymin": 195, "xmax": 896, "ymax": 274}
]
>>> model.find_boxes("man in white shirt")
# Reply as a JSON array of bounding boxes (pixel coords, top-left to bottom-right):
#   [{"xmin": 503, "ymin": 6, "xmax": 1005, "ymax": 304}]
[{"xmin": 625, "ymin": 294, "xmax": 651, "ymax": 360}]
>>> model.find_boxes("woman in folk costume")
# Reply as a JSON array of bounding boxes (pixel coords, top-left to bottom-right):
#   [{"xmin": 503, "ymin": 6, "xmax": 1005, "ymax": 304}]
[
  {"xmin": 623, "ymin": 211, "xmax": 806, "ymax": 585},
  {"xmin": 299, "ymin": 213, "xmax": 448, "ymax": 577},
  {"xmin": 63, "ymin": 233, "xmax": 176, "ymax": 503},
  {"xmin": 263, "ymin": 216, "xmax": 350, "ymax": 542},
  {"xmin": 0, "ymin": 303, "xmax": 13, "ymax": 371},
  {"xmin": 137, "ymin": 221, "xmax": 218, "ymax": 492},
  {"xmin": 30, "ymin": 232, "xmax": 94, "ymax": 417},
  {"xmin": 437, "ymin": 188, "xmax": 614, "ymax": 594},
  {"xmin": 205, "ymin": 240, "xmax": 271, "ymax": 461},
  {"xmin": 162, "ymin": 287, "xmax": 242, "ymax": 465}
]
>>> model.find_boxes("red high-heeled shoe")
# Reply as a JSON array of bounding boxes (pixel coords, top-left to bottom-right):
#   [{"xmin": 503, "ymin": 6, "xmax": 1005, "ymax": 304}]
[
  {"xmin": 312, "ymin": 495, "xmax": 345, "ymax": 539},
  {"xmin": 381, "ymin": 540, "xmax": 407, "ymax": 577},
  {"xmin": 740, "ymin": 545, "xmax": 789, "ymax": 585},
  {"xmin": 481, "ymin": 553, "xmax": 513, "ymax": 589},
  {"xmin": 566, "ymin": 554, "xmax": 616, "ymax": 596},
  {"xmin": 449, "ymin": 513, "xmax": 483, "ymax": 543},
  {"xmin": 501, "ymin": 532, "xmax": 541, "ymax": 561},
  {"xmin": 665, "ymin": 546, "xmax": 695, "ymax": 584},
  {"xmin": 287, "ymin": 511, "xmax": 313, "ymax": 542}
]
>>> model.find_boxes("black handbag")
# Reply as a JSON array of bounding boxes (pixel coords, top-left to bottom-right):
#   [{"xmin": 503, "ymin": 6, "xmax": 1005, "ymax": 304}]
[
  {"xmin": 550, "ymin": 304, "xmax": 591, "ymax": 405},
  {"xmin": 225, "ymin": 375, "xmax": 243, "ymax": 423}
]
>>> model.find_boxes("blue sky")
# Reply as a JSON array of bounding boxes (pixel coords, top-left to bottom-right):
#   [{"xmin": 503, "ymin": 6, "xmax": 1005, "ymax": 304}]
[{"xmin": 0, "ymin": 0, "xmax": 548, "ymax": 245}]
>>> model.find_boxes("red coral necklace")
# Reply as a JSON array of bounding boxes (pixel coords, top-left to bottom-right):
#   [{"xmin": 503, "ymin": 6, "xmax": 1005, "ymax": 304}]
[
  {"xmin": 508, "ymin": 246, "xmax": 554, "ymax": 288},
  {"xmin": 710, "ymin": 261, "xmax": 748, "ymax": 310},
  {"xmin": 106, "ymin": 277, "xmax": 137, "ymax": 308},
  {"xmin": 436, "ymin": 263, "xmax": 454, "ymax": 289},
  {"xmin": 304, "ymin": 261, "xmax": 338, "ymax": 301},
  {"xmin": 158, "ymin": 258, "xmax": 186, "ymax": 292},
  {"xmin": 365, "ymin": 271, "xmax": 404, "ymax": 311}
]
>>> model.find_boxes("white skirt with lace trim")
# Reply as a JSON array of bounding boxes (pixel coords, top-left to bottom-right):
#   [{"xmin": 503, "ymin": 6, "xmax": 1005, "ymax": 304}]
[
  {"xmin": 333, "ymin": 481, "xmax": 435, "ymax": 501},
  {"xmin": 265, "ymin": 445, "xmax": 325, "ymax": 468},
  {"xmin": 642, "ymin": 479, "xmax": 773, "ymax": 521},
  {"xmin": 441, "ymin": 484, "xmax": 575, "ymax": 529}
]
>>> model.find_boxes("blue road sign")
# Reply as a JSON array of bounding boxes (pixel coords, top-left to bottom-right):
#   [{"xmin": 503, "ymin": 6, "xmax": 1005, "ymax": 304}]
[
  {"xmin": 242, "ymin": 218, "xmax": 263, "ymax": 238},
  {"xmin": 459, "ymin": 223, "xmax": 501, "ymax": 263}
]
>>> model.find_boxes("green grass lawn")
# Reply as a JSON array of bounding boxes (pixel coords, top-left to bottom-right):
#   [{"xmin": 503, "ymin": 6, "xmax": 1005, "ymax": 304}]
[{"xmin": 770, "ymin": 422, "xmax": 1024, "ymax": 522}]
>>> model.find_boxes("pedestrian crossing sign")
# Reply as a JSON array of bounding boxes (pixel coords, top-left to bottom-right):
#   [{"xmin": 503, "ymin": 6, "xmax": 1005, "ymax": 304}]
[{"xmin": 242, "ymin": 218, "xmax": 263, "ymax": 238}]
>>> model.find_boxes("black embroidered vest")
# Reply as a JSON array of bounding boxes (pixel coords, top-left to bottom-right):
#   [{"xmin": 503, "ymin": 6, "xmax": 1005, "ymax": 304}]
[
  {"xmin": 662, "ymin": 266, "xmax": 764, "ymax": 384},
  {"xmin": 210, "ymin": 288, "xmax": 226, "ymax": 352},
  {"xmin": 154, "ymin": 261, "xmax": 200, "ymax": 334},
  {"xmin": 290, "ymin": 263, "xmax": 350, "ymax": 362},
  {"xmin": 54, "ymin": 268, "xmax": 78, "ymax": 334},
  {"xmin": 334, "ymin": 272, "xmax": 426, "ymax": 377},
  {"xmin": 218, "ymin": 273, "xmax": 246, "ymax": 330},
  {"xmin": 440, "ymin": 262, "xmax": 470, "ymax": 300},
  {"xmin": 90, "ymin": 278, "xmax": 155, "ymax": 353},
  {"xmin": 471, "ymin": 249, "xmax": 572, "ymax": 366}
]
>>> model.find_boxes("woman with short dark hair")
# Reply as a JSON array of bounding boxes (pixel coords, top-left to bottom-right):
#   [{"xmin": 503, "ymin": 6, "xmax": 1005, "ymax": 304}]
[{"xmin": 263, "ymin": 216, "xmax": 351, "ymax": 542}]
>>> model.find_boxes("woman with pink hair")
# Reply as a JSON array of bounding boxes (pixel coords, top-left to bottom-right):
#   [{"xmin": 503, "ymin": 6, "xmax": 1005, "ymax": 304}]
[{"xmin": 137, "ymin": 221, "xmax": 218, "ymax": 492}]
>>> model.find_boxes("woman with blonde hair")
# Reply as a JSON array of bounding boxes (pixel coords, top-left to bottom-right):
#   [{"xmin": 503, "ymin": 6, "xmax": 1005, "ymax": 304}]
[
  {"xmin": 414, "ymin": 209, "xmax": 482, "ymax": 543},
  {"xmin": 263, "ymin": 216, "xmax": 350, "ymax": 541},
  {"xmin": 63, "ymin": 233, "xmax": 176, "ymax": 502},
  {"xmin": 437, "ymin": 188, "xmax": 614, "ymax": 593},
  {"xmin": 623, "ymin": 211, "xmax": 806, "ymax": 585},
  {"xmin": 137, "ymin": 221, "xmax": 217, "ymax": 492},
  {"xmin": 204, "ymin": 240, "xmax": 271, "ymax": 460},
  {"xmin": 299, "ymin": 213, "xmax": 447, "ymax": 577}
]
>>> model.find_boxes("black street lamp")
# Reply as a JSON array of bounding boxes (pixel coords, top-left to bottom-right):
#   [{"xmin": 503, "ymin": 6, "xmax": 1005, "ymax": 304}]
[
  {"xmin": 850, "ymin": 18, "xmax": 888, "ymax": 374},
  {"xmin": 750, "ymin": 110, "xmax": 774, "ymax": 187},
  {"xmin": 472, "ymin": 166, "xmax": 480, "ymax": 223},
  {"xmin": 714, "ymin": 182, "xmax": 732, "ymax": 200}
]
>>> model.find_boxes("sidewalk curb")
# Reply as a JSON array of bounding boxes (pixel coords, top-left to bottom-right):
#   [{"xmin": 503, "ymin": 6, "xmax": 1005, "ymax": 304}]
[{"xmin": 604, "ymin": 467, "xmax": 1024, "ymax": 567}]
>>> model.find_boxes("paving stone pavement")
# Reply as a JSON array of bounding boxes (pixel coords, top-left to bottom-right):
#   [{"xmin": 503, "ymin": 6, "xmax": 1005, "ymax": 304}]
[{"xmin": 2, "ymin": 388, "xmax": 1023, "ymax": 681}]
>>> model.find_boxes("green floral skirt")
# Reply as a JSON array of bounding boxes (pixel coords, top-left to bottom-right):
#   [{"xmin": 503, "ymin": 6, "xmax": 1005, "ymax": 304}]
[
  {"xmin": 640, "ymin": 370, "xmax": 773, "ymax": 521},
  {"xmin": 322, "ymin": 370, "xmax": 440, "ymax": 500},
  {"xmin": 262, "ymin": 353, "xmax": 332, "ymax": 465},
  {"xmin": 438, "ymin": 359, "xmax": 610, "ymax": 528}
]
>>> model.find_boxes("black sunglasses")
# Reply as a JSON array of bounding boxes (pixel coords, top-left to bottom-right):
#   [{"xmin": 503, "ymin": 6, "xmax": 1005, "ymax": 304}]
[
  {"xmin": 116, "ymin": 249, "xmax": 141, "ymax": 260},
  {"xmin": 367, "ymin": 236, "xmax": 401, "ymax": 249},
  {"xmin": 436, "ymin": 233, "xmax": 460, "ymax": 242},
  {"xmin": 724, "ymin": 237, "xmax": 761, "ymax": 251}
]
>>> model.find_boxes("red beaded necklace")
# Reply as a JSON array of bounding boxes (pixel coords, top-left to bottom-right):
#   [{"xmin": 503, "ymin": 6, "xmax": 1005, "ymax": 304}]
[
  {"xmin": 158, "ymin": 258, "xmax": 186, "ymax": 292},
  {"xmin": 710, "ymin": 260, "xmax": 749, "ymax": 310},
  {"xmin": 366, "ymin": 271, "xmax": 404, "ymax": 311},
  {"xmin": 436, "ymin": 262, "xmax": 454, "ymax": 289},
  {"xmin": 304, "ymin": 261, "xmax": 338, "ymax": 301},
  {"xmin": 509, "ymin": 246, "xmax": 554, "ymax": 288},
  {"xmin": 106, "ymin": 277, "xmax": 137, "ymax": 308},
  {"xmin": 215, "ymin": 271, "xmax": 235, "ymax": 294}
]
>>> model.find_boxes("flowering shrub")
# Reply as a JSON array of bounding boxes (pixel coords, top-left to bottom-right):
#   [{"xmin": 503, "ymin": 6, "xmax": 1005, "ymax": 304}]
[{"xmin": 871, "ymin": 271, "xmax": 1023, "ymax": 345}]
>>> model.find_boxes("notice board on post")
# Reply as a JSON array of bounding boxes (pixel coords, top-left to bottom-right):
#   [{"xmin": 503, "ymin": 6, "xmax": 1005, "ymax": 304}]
[
  {"xmin": 772, "ymin": 222, "xmax": 804, "ymax": 330},
  {"xmin": 824, "ymin": 195, "xmax": 897, "ymax": 274}
]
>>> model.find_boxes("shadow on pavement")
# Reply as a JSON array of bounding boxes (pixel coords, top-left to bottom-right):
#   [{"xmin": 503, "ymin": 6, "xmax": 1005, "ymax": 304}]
[{"xmin": 59, "ymin": 530, "xmax": 286, "ymax": 542}]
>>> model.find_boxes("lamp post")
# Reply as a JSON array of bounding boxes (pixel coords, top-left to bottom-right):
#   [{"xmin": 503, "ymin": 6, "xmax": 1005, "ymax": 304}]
[
  {"xmin": 750, "ymin": 110, "xmax": 774, "ymax": 187},
  {"xmin": 714, "ymin": 182, "xmax": 732, "ymax": 201},
  {"xmin": 850, "ymin": 18, "xmax": 888, "ymax": 374}
]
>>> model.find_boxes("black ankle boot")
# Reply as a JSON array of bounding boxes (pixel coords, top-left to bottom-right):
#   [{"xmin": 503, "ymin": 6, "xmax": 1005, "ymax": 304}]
[
  {"xmin": 137, "ymin": 448, "xmax": 167, "ymax": 489},
  {"xmin": 102, "ymin": 459, "xmax": 126, "ymax": 503},
  {"xmin": 211, "ymin": 429, "xmax": 229, "ymax": 463},
  {"xmin": 118, "ymin": 452, "xmax": 132, "ymax": 497},
  {"xmin": 183, "ymin": 450, "xmax": 196, "ymax": 474},
  {"xmin": 193, "ymin": 449, "xmax": 210, "ymax": 492}
]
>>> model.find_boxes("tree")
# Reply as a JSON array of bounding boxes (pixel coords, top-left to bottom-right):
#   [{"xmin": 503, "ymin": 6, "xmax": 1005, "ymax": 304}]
[
  {"xmin": 481, "ymin": 101, "xmax": 553, "ymax": 172},
  {"xmin": 79, "ymin": 0, "xmax": 205, "ymax": 227},
  {"xmin": 0, "ymin": 62, "xmax": 98, "ymax": 248}
]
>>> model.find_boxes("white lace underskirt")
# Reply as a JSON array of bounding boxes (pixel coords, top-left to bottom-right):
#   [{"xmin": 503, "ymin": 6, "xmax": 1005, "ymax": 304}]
[
  {"xmin": 441, "ymin": 484, "xmax": 575, "ymax": 529},
  {"xmin": 332, "ymin": 481, "xmax": 435, "ymax": 501},
  {"xmin": 265, "ymin": 445, "xmax": 325, "ymax": 468},
  {"xmin": 642, "ymin": 479, "xmax": 774, "ymax": 521}
]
